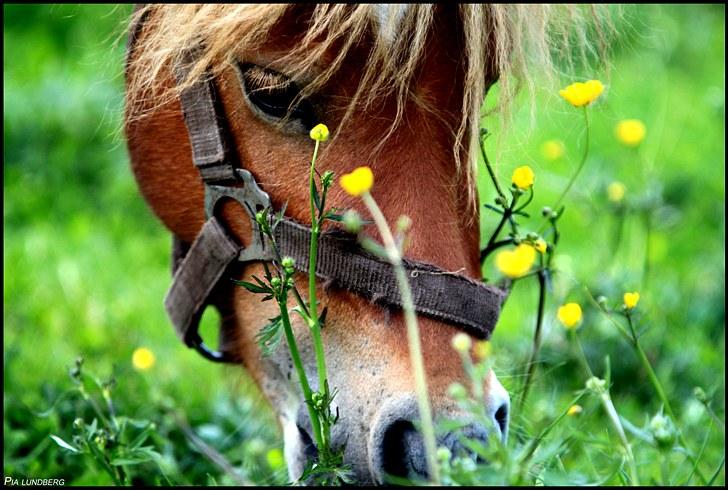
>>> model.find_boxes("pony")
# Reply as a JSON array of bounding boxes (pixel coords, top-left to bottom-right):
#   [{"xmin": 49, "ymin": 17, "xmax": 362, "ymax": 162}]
[{"xmin": 124, "ymin": 4, "xmax": 609, "ymax": 483}]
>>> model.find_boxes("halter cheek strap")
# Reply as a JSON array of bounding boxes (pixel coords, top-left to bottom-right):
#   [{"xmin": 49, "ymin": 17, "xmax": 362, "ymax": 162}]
[{"xmin": 127, "ymin": 22, "xmax": 508, "ymax": 363}]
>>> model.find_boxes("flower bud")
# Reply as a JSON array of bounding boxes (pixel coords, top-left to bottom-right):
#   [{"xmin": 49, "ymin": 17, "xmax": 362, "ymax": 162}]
[
  {"xmin": 437, "ymin": 447, "xmax": 452, "ymax": 462},
  {"xmin": 693, "ymin": 387, "xmax": 708, "ymax": 404},
  {"xmin": 596, "ymin": 295, "xmax": 609, "ymax": 310},
  {"xmin": 451, "ymin": 332, "xmax": 472, "ymax": 353},
  {"xmin": 309, "ymin": 123, "xmax": 329, "ymax": 142},
  {"xmin": 270, "ymin": 277, "xmax": 281, "ymax": 289},
  {"xmin": 541, "ymin": 206, "xmax": 553, "ymax": 217},
  {"xmin": 73, "ymin": 418, "xmax": 85, "ymax": 430},
  {"xmin": 281, "ymin": 257, "xmax": 295, "ymax": 270},
  {"xmin": 255, "ymin": 210, "xmax": 267, "ymax": 228},
  {"xmin": 320, "ymin": 171, "xmax": 334, "ymax": 191},
  {"xmin": 495, "ymin": 196, "xmax": 509, "ymax": 208},
  {"xmin": 586, "ymin": 376, "xmax": 607, "ymax": 394},
  {"xmin": 396, "ymin": 215, "xmax": 412, "ymax": 233},
  {"xmin": 447, "ymin": 382, "xmax": 467, "ymax": 401},
  {"xmin": 286, "ymin": 277, "xmax": 295, "ymax": 289},
  {"xmin": 567, "ymin": 405, "xmax": 583, "ymax": 416},
  {"xmin": 342, "ymin": 209, "xmax": 362, "ymax": 233},
  {"xmin": 649, "ymin": 413, "xmax": 676, "ymax": 450}
]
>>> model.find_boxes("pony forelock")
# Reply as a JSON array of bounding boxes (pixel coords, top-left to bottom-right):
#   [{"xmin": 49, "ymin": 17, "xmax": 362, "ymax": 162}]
[{"xmin": 126, "ymin": 4, "xmax": 615, "ymax": 208}]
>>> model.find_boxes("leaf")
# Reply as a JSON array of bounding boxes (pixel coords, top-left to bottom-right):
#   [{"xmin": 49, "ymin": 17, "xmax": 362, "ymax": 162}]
[
  {"xmin": 484, "ymin": 204, "xmax": 504, "ymax": 214},
  {"xmin": 255, "ymin": 316, "xmax": 283, "ymax": 357},
  {"xmin": 324, "ymin": 211, "xmax": 344, "ymax": 222},
  {"xmin": 312, "ymin": 184, "xmax": 322, "ymax": 212},
  {"xmin": 128, "ymin": 425, "xmax": 154, "ymax": 450},
  {"xmin": 110, "ymin": 447, "xmax": 160, "ymax": 466},
  {"xmin": 50, "ymin": 434, "xmax": 79, "ymax": 453},
  {"xmin": 231, "ymin": 279, "xmax": 270, "ymax": 295}
]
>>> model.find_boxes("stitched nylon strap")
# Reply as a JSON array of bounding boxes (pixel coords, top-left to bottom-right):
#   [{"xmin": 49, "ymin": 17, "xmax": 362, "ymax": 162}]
[
  {"xmin": 174, "ymin": 46, "xmax": 236, "ymax": 183},
  {"xmin": 165, "ymin": 217, "xmax": 241, "ymax": 348},
  {"xmin": 273, "ymin": 219, "xmax": 507, "ymax": 338}
]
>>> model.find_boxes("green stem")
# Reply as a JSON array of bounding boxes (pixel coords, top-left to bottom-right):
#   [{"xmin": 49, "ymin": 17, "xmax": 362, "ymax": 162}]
[
  {"xmin": 516, "ymin": 392, "xmax": 585, "ymax": 480},
  {"xmin": 538, "ymin": 107, "xmax": 590, "ymax": 234},
  {"xmin": 598, "ymin": 391, "xmax": 640, "ymax": 486},
  {"xmin": 279, "ymin": 297, "xmax": 324, "ymax": 454},
  {"xmin": 308, "ymin": 139, "xmax": 330, "ymax": 451},
  {"xmin": 625, "ymin": 313, "xmax": 708, "ymax": 484},
  {"xmin": 479, "ymin": 238, "xmax": 515, "ymax": 263},
  {"xmin": 362, "ymin": 192, "xmax": 440, "ymax": 485},
  {"xmin": 517, "ymin": 269, "xmax": 547, "ymax": 414},
  {"xmin": 569, "ymin": 329, "xmax": 594, "ymax": 378},
  {"xmin": 642, "ymin": 210, "xmax": 652, "ymax": 289},
  {"xmin": 571, "ymin": 331, "xmax": 638, "ymax": 485},
  {"xmin": 479, "ymin": 134, "xmax": 506, "ymax": 199},
  {"xmin": 552, "ymin": 107, "xmax": 590, "ymax": 210}
]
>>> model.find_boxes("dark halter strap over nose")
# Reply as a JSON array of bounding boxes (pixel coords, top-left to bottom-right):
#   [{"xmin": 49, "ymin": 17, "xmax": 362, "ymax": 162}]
[{"xmin": 127, "ymin": 14, "xmax": 507, "ymax": 363}]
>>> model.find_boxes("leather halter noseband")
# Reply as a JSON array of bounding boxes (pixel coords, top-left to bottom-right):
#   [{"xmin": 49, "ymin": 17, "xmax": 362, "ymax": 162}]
[{"xmin": 126, "ymin": 10, "xmax": 508, "ymax": 363}]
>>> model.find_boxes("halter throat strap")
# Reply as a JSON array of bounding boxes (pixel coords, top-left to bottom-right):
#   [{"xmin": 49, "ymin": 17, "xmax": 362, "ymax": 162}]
[{"xmin": 157, "ymin": 45, "xmax": 507, "ymax": 363}]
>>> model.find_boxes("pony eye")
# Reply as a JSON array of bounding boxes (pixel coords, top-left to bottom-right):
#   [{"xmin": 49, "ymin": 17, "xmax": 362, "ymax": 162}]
[{"xmin": 238, "ymin": 63, "xmax": 317, "ymax": 132}]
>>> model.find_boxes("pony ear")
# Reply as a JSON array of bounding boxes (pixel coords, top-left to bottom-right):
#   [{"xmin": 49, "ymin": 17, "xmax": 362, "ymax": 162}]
[{"xmin": 124, "ymin": 12, "xmax": 206, "ymax": 244}]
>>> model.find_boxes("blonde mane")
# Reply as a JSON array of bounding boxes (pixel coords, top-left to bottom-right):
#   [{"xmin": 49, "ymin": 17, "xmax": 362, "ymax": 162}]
[{"xmin": 126, "ymin": 4, "xmax": 615, "ymax": 201}]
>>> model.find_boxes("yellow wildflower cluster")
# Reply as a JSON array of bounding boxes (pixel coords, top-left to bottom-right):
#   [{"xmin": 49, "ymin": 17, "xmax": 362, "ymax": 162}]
[
  {"xmin": 557, "ymin": 303, "xmax": 583, "ymax": 329},
  {"xmin": 615, "ymin": 119, "xmax": 646, "ymax": 146},
  {"xmin": 340, "ymin": 166, "xmax": 374, "ymax": 197},
  {"xmin": 511, "ymin": 165, "xmax": 535, "ymax": 190},
  {"xmin": 559, "ymin": 80, "xmax": 604, "ymax": 107},
  {"xmin": 495, "ymin": 243, "xmax": 536, "ymax": 278}
]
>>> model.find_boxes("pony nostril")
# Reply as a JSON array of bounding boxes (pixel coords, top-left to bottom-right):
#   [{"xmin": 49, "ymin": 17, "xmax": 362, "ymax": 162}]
[
  {"xmin": 494, "ymin": 402, "xmax": 509, "ymax": 439},
  {"xmin": 296, "ymin": 423, "xmax": 318, "ymax": 462},
  {"xmin": 380, "ymin": 420, "xmax": 428, "ymax": 480}
]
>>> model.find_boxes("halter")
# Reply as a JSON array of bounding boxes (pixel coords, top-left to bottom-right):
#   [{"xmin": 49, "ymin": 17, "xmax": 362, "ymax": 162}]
[{"xmin": 126, "ymin": 8, "xmax": 508, "ymax": 363}]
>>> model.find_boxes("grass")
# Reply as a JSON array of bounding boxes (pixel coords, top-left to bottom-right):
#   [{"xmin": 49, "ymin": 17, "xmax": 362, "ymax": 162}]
[{"xmin": 3, "ymin": 3, "xmax": 725, "ymax": 486}]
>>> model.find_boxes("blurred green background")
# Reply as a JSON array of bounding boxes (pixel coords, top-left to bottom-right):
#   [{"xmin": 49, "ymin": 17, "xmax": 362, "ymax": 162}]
[{"xmin": 4, "ymin": 4, "xmax": 724, "ymax": 486}]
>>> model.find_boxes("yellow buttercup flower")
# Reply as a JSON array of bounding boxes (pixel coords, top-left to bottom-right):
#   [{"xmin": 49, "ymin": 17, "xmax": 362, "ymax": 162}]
[
  {"xmin": 615, "ymin": 119, "xmax": 646, "ymax": 146},
  {"xmin": 541, "ymin": 139, "xmax": 565, "ymax": 161},
  {"xmin": 340, "ymin": 166, "xmax": 374, "ymax": 196},
  {"xmin": 533, "ymin": 237, "xmax": 547, "ymax": 254},
  {"xmin": 511, "ymin": 165, "xmax": 535, "ymax": 190},
  {"xmin": 607, "ymin": 181, "xmax": 626, "ymax": 203},
  {"xmin": 623, "ymin": 291, "xmax": 640, "ymax": 309},
  {"xmin": 559, "ymin": 80, "xmax": 604, "ymax": 107},
  {"xmin": 495, "ymin": 243, "xmax": 536, "ymax": 278},
  {"xmin": 132, "ymin": 347, "xmax": 156, "ymax": 371},
  {"xmin": 557, "ymin": 303, "xmax": 583, "ymax": 329},
  {"xmin": 567, "ymin": 404, "xmax": 583, "ymax": 416},
  {"xmin": 309, "ymin": 123, "xmax": 329, "ymax": 142}
]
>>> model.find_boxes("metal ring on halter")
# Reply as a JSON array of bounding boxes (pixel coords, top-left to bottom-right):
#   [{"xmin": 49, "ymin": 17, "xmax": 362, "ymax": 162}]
[{"xmin": 204, "ymin": 168, "xmax": 276, "ymax": 263}]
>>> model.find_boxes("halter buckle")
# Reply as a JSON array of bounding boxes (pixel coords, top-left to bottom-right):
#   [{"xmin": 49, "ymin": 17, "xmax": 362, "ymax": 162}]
[{"xmin": 204, "ymin": 168, "xmax": 275, "ymax": 263}]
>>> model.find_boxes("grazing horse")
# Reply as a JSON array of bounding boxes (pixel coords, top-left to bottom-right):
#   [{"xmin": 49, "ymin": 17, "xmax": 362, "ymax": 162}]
[{"xmin": 124, "ymin": 4, "xmax": 604, "ymax": 483}]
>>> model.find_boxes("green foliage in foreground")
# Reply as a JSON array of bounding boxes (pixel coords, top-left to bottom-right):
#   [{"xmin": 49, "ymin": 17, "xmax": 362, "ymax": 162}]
[{"xmin": 4, "ymin": 3, "xmax": 725, "ymax": 486}]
